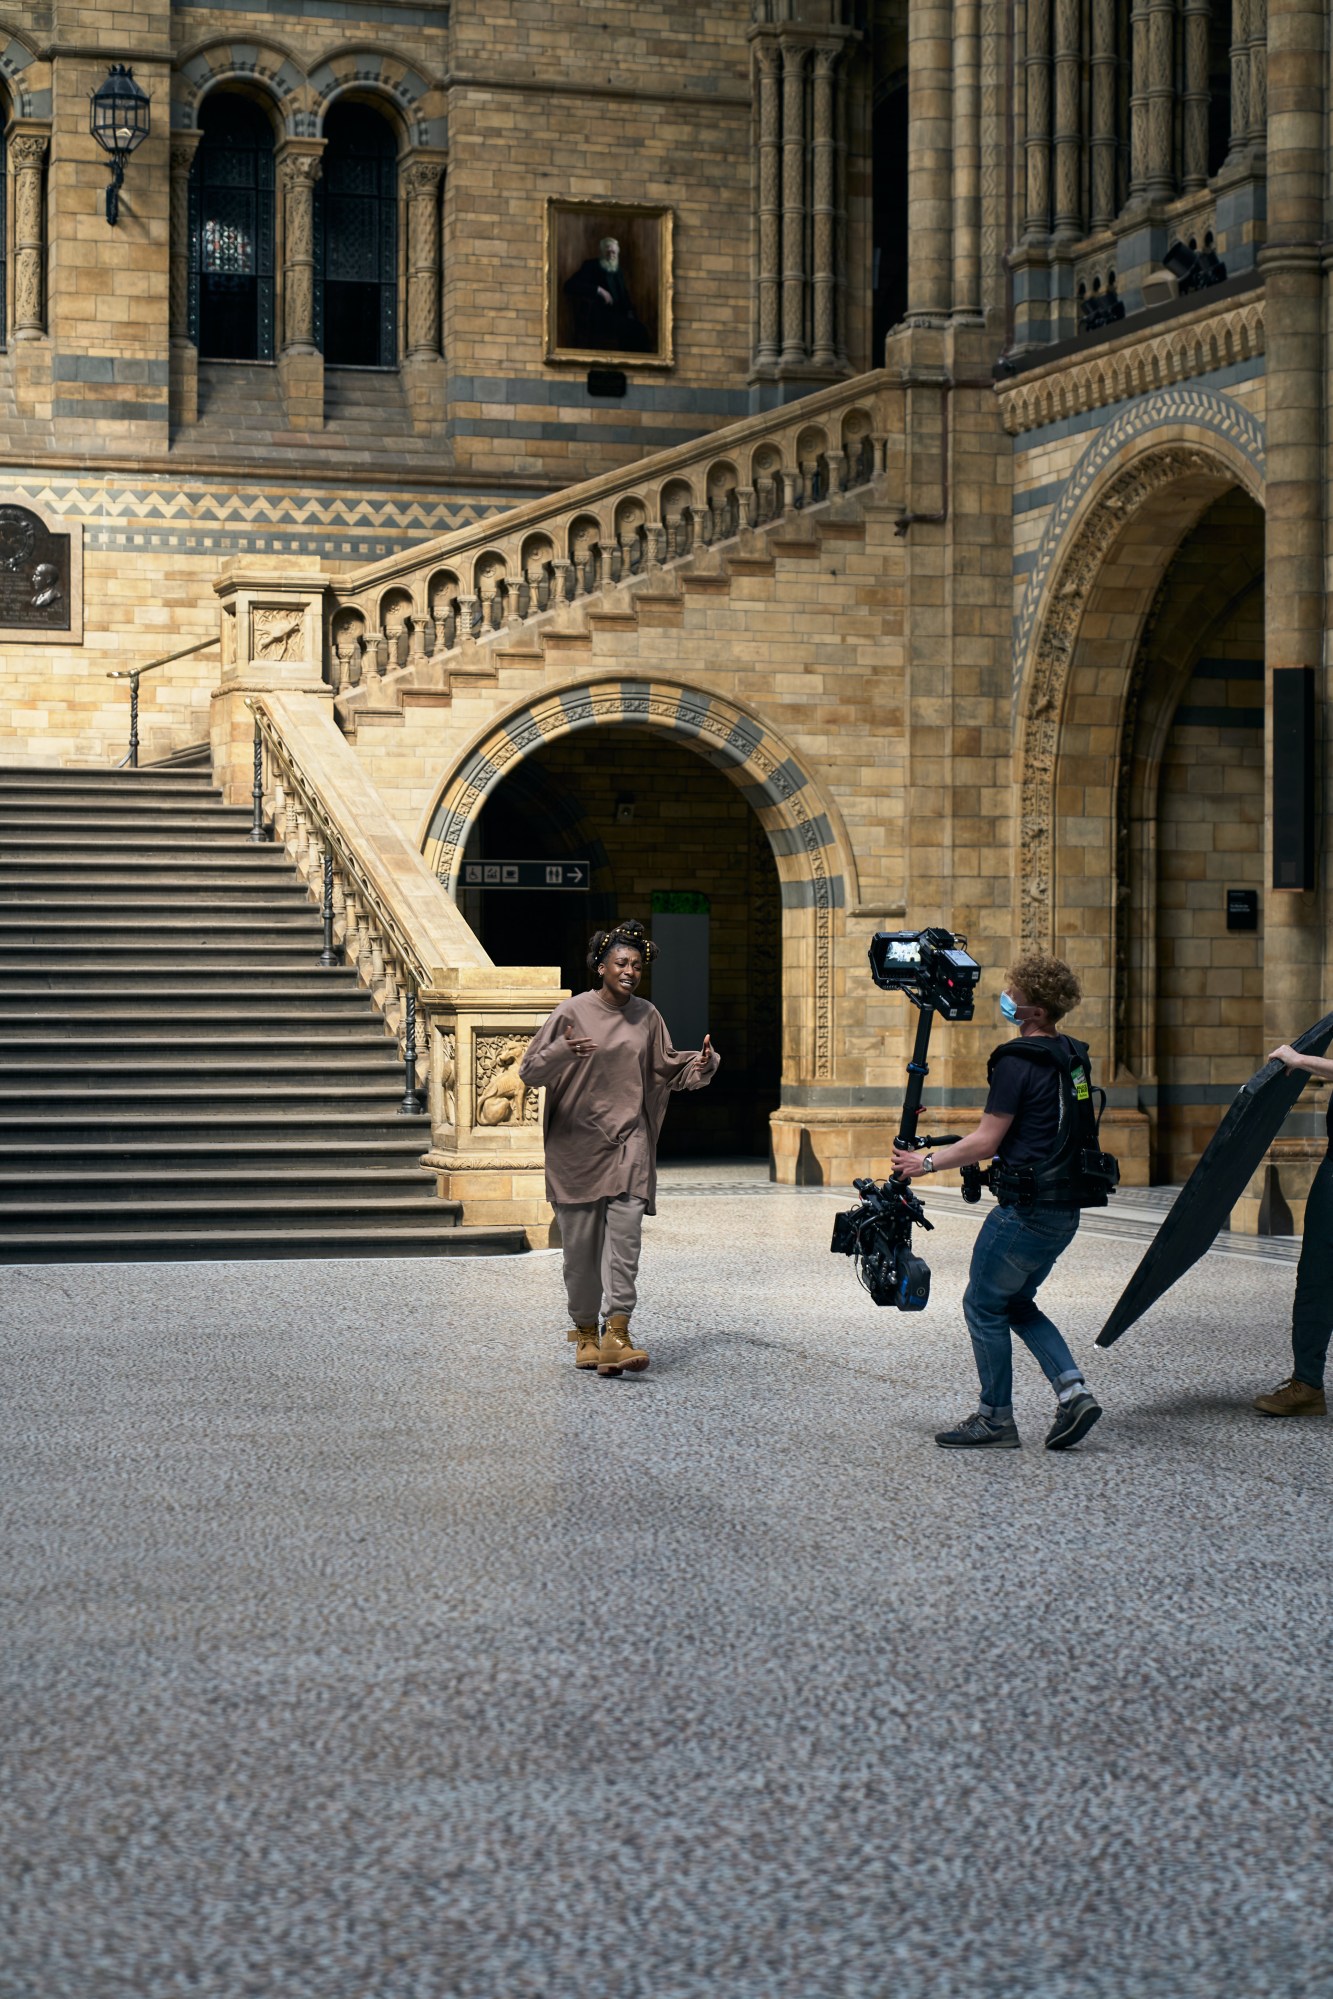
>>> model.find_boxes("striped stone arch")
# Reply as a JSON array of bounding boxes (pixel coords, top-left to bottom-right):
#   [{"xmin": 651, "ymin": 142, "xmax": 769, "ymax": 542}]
[
  {"xmin": 306, "ymin": 48, "xmax": 444, "ymax": 148},
  {"xmin": 173, "ymin": 38, "xmax": 306, "ymax": 132},
  {"xmin": 422, "ymin": 677, "xmax": 852, "ymax": 1080},
  {"xmin": 0, "ymin": 25, "xmax": 49, "ymax": 119}
]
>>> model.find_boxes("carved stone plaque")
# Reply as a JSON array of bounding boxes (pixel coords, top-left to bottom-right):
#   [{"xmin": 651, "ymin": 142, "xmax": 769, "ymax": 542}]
[{"xmin": 0, "ymin": 505, "xmax": 73, "ymax": 633}]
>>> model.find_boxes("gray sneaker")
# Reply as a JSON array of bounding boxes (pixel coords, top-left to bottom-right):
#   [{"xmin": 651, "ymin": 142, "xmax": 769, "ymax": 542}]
[
  {"xmin": 1045, "ymin": 1391, "xmax": 1102, "ymax": 1451},
  {"xmin": 935, "ymin": 1411, "xmax": 1021, "ymax": 1450}
]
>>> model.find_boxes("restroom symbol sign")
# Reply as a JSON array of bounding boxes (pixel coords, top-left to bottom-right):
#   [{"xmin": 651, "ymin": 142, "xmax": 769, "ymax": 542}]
[{"xmin": 461, "ymin": 859, "xmax": 591, "ymax": 890}]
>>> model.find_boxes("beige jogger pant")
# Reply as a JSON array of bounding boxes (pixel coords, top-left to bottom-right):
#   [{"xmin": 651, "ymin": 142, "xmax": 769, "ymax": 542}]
[{"xmin": 555, "ymin": 1193, "xmax": 648, "ymax": 1323}]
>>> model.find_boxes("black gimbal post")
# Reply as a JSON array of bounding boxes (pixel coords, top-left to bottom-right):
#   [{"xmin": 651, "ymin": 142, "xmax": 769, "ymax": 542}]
[{"xmin": 894, "ymin": 1000, "xmax": 937, "ymax": 1160}]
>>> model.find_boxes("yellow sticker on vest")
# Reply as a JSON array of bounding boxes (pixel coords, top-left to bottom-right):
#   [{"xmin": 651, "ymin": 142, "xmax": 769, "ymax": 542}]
[{"xmin": 1073, "ymin": 1069, "xmax": 1090, "ymax": 1100}]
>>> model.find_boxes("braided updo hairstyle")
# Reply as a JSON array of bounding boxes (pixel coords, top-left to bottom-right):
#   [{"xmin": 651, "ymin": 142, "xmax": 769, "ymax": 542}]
[{"xmin": 587, "ymin": 918, "xmax": 658, "ymax": 984}]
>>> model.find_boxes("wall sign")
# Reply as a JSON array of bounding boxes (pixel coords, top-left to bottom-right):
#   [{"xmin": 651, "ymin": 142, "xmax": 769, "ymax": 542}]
[{"xmin": 0, "ymin": 501, "xmax": 83, "ymax": 644}]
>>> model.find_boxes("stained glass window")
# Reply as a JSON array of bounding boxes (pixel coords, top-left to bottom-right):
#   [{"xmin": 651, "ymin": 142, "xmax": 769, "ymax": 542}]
[{"xmin": 188, "ymin": 93, "xmax": 275, "ymax": 362}]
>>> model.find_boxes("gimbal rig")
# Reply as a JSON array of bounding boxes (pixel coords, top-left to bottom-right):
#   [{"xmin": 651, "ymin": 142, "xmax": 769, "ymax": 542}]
[{"xmin": 830, "ymin": 928, "xmax": 983, "ymax": 1310}]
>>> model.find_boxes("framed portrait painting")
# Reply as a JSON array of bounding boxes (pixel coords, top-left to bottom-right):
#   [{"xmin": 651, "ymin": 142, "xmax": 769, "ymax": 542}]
[{"xmin": 544, "ymin": 199, "xmax": 674, "ymax": 369}]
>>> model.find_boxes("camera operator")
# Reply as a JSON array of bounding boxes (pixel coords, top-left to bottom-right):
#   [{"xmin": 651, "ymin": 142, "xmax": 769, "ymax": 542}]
[
  {"xmin": 892, "ymin": 953, "xmax": 1103, "ymax": 1452},
  {"xmin": 1253, "ymin": 1041, "xmax": 1333, "ymax": 1420}
]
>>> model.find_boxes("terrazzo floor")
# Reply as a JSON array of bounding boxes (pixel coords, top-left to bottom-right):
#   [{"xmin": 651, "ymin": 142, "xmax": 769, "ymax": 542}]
[{"xmin": 3, "ymin": 1168, "xmax": 1331, "ymax": 1999}]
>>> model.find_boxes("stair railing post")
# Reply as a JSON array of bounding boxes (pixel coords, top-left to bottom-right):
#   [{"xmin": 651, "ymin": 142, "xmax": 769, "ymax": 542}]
[
  {"xmin": 399, "ymin": 984, "xmax": 425, "ymax": 1114},
  {"xmin": 127, "ymin": 671, "xmax": 140, "ymax": 769},
  {"xmin": 249, "ymin": 720, "xmax": 269, "ymax": 843},
  {"xmin": 319, "ymin": 846, "xmax": 339, "ymax": 966}
]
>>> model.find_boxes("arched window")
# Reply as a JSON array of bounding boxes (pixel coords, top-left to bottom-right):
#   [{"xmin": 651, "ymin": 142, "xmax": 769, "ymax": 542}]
[
  {"xmin": 316, "ymin": 102, "xmax": 398, "ymax": 368},
  {"xmin": 189, "ymin": 94, "xmax": 275, "ymax": 361}
]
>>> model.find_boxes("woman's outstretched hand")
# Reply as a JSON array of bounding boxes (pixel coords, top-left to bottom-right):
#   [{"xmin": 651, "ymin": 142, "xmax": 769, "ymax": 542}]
[
  {"xmin": 694, "ymin": 1033, "xmax": 717, "ymax": 1074},
  {"xmin": 562, "ymin": 1021, "xmax": 596, "ymax": 1058}
]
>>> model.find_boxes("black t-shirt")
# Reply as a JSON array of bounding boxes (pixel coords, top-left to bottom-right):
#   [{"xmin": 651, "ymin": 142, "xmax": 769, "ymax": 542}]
[{"xmin": 985, "ymin": 1037, "xmax": 1072, "ymax": 1167}]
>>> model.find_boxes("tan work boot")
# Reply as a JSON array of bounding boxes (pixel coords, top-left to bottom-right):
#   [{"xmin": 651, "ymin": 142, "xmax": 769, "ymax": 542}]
[
  {"xmin": 597, "ymin": 1313, "xmax": 649, "ymax": 1376},
  {"xmin": 1254, "ymin": 1376, "xmax": 1327, "ymax": 1418},
  {"xmin": 567, "ymin": 1323, "xmax": 601, "ymax": 1370}
]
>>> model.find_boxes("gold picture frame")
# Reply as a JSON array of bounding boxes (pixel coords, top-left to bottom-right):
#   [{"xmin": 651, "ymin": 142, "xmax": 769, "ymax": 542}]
[{"xmin": 544, "ymin": 198, "xmax": 674, "ymax": 369}]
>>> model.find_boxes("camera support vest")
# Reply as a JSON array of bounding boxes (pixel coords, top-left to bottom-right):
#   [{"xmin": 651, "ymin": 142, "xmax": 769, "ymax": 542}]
[{"xmin": 986, "ymin": 1034, "xmax": 1121, "ymax": 1209}]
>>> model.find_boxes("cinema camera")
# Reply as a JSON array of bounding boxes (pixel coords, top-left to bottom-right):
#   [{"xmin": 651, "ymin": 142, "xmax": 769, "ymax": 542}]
[{"xmin": 830, "ymin": 928, "xmax": 983, "ymax": 1311}]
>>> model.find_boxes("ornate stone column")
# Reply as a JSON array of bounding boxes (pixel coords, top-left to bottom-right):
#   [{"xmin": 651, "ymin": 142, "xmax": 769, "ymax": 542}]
[
  {"xmin": 1089, "ymin": 0, "xmax": 1119, "ymax": 229},
  {"xmin": 1182, "ymin": 0, "xmax": 1211, "ymax": 188},
  {"xmin": 404, "ymin": 156, "xmax": 445, "ymax": 360},
  {"xmin": 277, "ymin": 141, "xmax": 325, "ymax": 432},
  {"xmin": 951, "ymin": 0, "xmax": 982, "ymax": 317},
  {"xmin": 779, "ymin": 40, "xmax": 808, "ymax": 367},
  {"xmin": 168, "ymin": 134, "xmax": 201, "ymax": 427},
  {"xmin": 1140, "ymin": 0, "xmax": 1178, "ymax": 200},
  {"xmin": 906, "ymin": 0, "xmax": 952, "ymax": 318},
  {"xmin": 10, "ymin": 132, "xmax": 48, "ymax": 340},
  {"xmin": 1052, "ymin": 0, "xmax": 1083, "ymax": 238},
  {"xmin": 1224, "ymin": 0, "xmax": 1252, "ymax": 161},
  {"xmin": 1247, "ymin": 0, "xmax": 1268, "ymax": 149},
  {"xmin": 754, "ymin": 39, "xmax": 782, "ymax": 371},
  {"xmin": 1022, "ymin": 0, "xmax": 1052, "ymax": 239},
  {"xmin": 402, "ymin": 153, "xmax": 446, "ymax": 430},
  {"xmin": 810, "ymin": 44, "xmax": 839, "ymax": 368}
]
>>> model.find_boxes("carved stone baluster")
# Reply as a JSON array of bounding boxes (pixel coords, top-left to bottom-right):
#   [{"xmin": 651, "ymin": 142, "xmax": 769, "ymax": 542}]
[{"xmin": 738, "ymin": 486, "xmax": 757, "ymax": 529}]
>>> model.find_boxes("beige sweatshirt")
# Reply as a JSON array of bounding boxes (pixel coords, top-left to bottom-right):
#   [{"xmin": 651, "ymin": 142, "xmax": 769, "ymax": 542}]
[{"xmin": 518, "ymin": 989, "xmax": 720, "ymax": 1211}]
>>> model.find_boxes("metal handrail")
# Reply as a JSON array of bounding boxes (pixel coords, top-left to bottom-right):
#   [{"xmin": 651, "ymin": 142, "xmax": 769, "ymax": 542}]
[{"xmin": 108, "ymin": 636, "xmax": 219, "ymax": 767}]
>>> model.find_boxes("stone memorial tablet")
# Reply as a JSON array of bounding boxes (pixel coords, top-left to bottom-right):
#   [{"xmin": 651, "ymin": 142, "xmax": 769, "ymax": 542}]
[{"xmin": 0, "ymin": 502, "xmax": 81, "ymax": 643}]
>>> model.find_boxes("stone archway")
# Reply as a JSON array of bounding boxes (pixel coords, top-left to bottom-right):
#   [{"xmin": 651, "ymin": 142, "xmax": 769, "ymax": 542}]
[
  {"xmin": 421, "ymin": 676, "xmax": 856, "ymax": 1083},
  {"xmin": 1015, "ymin": 395, "xmax": 1265, "ymax": 998}
]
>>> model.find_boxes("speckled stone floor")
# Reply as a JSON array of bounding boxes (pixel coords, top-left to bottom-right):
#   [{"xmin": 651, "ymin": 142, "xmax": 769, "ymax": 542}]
[{"xmin": 3, "ymin": 1170, "xmax": 1331, "ymax": 1999}]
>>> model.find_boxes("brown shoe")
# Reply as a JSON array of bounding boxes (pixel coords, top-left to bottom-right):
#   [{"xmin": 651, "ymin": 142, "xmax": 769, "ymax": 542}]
[
  {"xmin": 1254, "ymin": 1376, "xmax": 1327, "ymax": 1418},
  {"xmin": 567, "ymin": 1323, "xmax": 601, "ymax": 1370},
  {"xmin": 597, "ymin": 1313, "xmax": 649, "ymax": 1377}
]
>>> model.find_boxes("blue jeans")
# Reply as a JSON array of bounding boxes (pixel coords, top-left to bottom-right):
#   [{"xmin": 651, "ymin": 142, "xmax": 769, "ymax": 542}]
[{"xmin": 962, "ymin": 1203, "xmax": 1083, "ymax": 1418}]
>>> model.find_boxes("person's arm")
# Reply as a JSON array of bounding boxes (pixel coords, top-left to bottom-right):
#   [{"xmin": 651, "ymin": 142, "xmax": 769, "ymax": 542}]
[
  {"xmin": 674, "ymin": 1032, "xmax": 720, "ymax": 1092},
  {"xmin": 892, "ymin": 1112, "xmax": 1013, "ymax": 1179},
  {"xmin": 1270, "ymin": 1044, "xmax": 1333, "ymax": 1082},
  {"xmin": 518, "ymin": 1009, "xmax": 587, "ymax": 1086}
]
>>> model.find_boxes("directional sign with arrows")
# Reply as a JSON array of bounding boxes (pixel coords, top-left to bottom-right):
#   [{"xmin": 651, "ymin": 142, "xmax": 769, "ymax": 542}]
[{"xmin": 460, "ymin": 860, "xmax": 591, "ymax": 890}]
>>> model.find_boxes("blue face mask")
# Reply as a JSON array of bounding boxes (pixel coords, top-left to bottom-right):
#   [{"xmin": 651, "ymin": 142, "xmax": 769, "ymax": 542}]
[{"xmin": 999, "ymin": 991, "xmax": 1020, "ymax": 1022}]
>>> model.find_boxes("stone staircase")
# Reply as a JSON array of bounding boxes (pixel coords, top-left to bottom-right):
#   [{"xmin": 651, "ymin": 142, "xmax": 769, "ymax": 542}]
[{"xmin": 0, "ymin": 765, "xmax": 527, "ymax": 1262}]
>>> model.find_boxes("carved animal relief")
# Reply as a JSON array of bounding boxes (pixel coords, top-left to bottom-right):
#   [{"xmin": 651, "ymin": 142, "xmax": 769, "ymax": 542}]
[{"xmin": 474, "ymin": 1035, "xmax": 539, "ymax": 1126}]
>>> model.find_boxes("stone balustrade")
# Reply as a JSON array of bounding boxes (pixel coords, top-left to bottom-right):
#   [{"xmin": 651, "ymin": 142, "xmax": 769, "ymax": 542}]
[{"xmin": 322, "ymin": 371, "xmax": 893, "ymax": 708}]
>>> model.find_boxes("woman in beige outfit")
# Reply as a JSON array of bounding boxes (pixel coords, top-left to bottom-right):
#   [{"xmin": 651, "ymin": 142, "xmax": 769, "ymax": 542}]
[{"xmin": 519, "ymin": 919, "xmax": 720, "ymax": 1375}]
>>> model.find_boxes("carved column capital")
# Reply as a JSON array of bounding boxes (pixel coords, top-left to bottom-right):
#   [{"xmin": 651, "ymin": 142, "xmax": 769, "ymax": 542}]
[
  {"xmin": 9, "ymin": 132, "xmax": 48, "ymax": 171},
  {"xmin": 403, "ymin": 157, "xmax": 445, "ymax": 202}
]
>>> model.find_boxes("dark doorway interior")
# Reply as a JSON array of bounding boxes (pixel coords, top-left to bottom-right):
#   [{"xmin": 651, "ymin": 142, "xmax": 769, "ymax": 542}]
[{"xmin": 460, "ymin": 727, "xmax": 782, "ymax": 1158}]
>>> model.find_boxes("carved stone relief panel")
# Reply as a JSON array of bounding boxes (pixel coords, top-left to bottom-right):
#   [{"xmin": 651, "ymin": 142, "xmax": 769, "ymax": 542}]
[{"xmin": 474, "ymin": 1034, "xmax": 539, "ymax": 1127}]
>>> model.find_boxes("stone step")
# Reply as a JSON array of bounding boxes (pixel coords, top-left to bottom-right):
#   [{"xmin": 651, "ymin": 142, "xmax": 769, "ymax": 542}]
[
  {"xmin": 0, "ymin": 1193, "xmax": 459, "ymax": 1233},
  {"xmin": 0, "ymin": 792, "xmax": 236, "ymax": 815},
  {"xmin": 0, "ymin": 882, "xmax": 312, "ymax": 904},
  {"xmin": 0, "ymin": 942, "xmax": 353, "ymax": 966},
  {"xmin": 0, "ymin": 814, "xmax": 253, "ymax": 837},
  {"xmin": 0, "ymin": 983, "xmax": 375, "ymax": 1008},
  {"xmin": 0, "ymin": 1054, "xmax": 403, "ymax": 1085},
  {"xmin": 0, "ymin": 1137, "xmax": 430, "ymax": 1168},
  {"xmin": 1, "ymin": 855, "xmax": 300, "ymax": 879},
  {"xmin": 0, "ymin": 1081, "xmax": 416, "ymax": 1109},
  {"xmin": 6, "ymin": 1026, "xmax": 395, "ymax": 1051},
  {"xmin": 1, "ymin": 766, "xmax": 216, "ymax": 792},
  {"xmin": 0, "ymin": 914, "xmax": 327, "ymax": 941},
  {"xmin": 0, "ymin": 1110, "xmax": 429, "ymax": 1144},
  {"xmin": 0, "ymin": 1164, "xmax": 432, "ymax": 1195},
  {"xmin": 0, "ymin": 1222, "xmax": 526, "ymax": 1263}
]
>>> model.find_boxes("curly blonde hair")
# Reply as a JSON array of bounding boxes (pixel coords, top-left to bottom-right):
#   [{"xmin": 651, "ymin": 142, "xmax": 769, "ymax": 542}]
[{"xmin": 1007, "ymin": 952, "xmax": 1082, "ymax": 1023}]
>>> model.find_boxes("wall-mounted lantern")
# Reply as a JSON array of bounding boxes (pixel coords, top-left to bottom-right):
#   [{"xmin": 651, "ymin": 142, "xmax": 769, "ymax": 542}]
[{"xmin": 89, "ymin": 64, "xmax": 151, "ymax": 226}]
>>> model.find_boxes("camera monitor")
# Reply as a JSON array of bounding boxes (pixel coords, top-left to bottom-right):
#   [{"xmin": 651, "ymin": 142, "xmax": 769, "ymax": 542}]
[{"xmin": 868, "ymin": 927, "xmax": 981, "ymax": 1021}]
